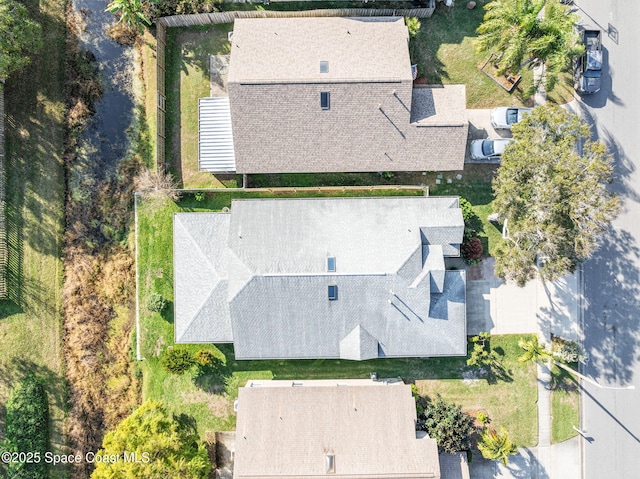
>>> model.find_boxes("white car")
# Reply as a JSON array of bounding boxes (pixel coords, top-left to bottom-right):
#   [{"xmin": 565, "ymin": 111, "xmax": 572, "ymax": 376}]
[
  {"xmin": 490, "ymin": 107, "xmax": 532, "ymax": 130},
  {"xmin": 470, "ymin": 138, "xmax": 514, "ymax": 160}
]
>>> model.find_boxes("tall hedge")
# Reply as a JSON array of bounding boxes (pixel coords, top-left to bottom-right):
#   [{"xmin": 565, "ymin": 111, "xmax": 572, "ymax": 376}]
[{"xmin": 5, "ymin": 375, "xmax": 49, "ymax": 479}]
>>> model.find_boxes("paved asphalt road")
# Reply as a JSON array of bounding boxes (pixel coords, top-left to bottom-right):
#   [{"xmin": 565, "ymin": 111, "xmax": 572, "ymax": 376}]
[{"xmin": 573, "ymin": 1, "xmax": 640, "ymax": 478}]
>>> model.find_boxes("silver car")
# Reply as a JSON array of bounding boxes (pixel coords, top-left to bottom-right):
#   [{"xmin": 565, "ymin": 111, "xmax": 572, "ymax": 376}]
[
  {"xmin": 490, "ymin": 107, "xmax": 532, "ymax": 130},
  {"xmin": 470, "ymin": 138, "xmax": 514, "ymax": 160}
]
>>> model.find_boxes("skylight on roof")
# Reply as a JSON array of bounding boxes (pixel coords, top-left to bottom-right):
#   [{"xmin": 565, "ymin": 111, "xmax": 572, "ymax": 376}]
[
  {"xmin": 325, "ymin": 455, "xmax": 335, "ymax": 474},
  {"xmin": 320, "ymin": 61, "xmax": 329, "ymax": 73},
  {"xmin": 320, "ymin": 92, "xmax": 330, "ymax": 110},
  {"xmin": 327, "ymin": 257, "xmax": 336, "ymax": 272},
  {"xmin": 328, "ymin": 285, "xmax": 337, "ymax": 300}
]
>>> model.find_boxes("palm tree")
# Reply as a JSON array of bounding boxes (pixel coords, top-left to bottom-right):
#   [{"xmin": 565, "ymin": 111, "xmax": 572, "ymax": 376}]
[
  {"xmin": 105, "ymin": 0, "xmax": 151, "ymax": 32},
  {"xmin": 475, "ymin": 0, "xmax": 582, "ymax": 91},
  {"xmin": 517, "ymin": 338, "xmax": 634, "ymax": 390},
  {"xmin": 478, "ymin": 427, "xmax": 518, "ymax": 465}
]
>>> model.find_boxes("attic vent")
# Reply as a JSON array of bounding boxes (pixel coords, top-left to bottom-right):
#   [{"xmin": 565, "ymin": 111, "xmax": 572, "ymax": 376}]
[
  {"xmin": 328, "ymin": 285, "xmax": 337, "ymax": 300},
  {"xmin": 320, "ymin": 61, "xmax": 329, "ymax": 73},
  {"xmin": 327, "ymin": 257, "xmax": 336, "ymax": 272},
  {"xmin": 325, "ymin": 455, "xmax": 335, "ymax": 474}
]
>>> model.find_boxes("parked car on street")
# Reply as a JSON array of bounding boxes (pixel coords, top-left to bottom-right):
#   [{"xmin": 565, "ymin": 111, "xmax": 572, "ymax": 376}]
[
  {"xmin": 470, "ymin": 138, "xmax": 514, "ymax": 160},
  {"xmin": 574, "ymin": 28, "xmax": 603, "ymax": 94},
  {"xmin": 491, "ymin": 107, "xmax": 532, "ymax": 130}
]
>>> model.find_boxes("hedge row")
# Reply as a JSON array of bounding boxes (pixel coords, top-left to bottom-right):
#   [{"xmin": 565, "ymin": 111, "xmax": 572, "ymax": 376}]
[{"xmin": 5, "ymin": 375, "xmax": 49, "ymax": 479}]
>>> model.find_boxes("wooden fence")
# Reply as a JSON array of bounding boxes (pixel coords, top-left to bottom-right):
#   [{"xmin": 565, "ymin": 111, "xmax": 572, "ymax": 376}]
[
  {"xmin": 158, "ymin": 7, "xmax": 435, "ymax": 28},
  {"xmin": 156, "ymin": 21, "xmax": 167, "ymax": 172},
  {"xmin": 154, "ymin": 7, "xmax": 435, "ymax": 171},
  {"xmin": 0, "ymin": 84, "xmax": 7, "ymax": 298}
]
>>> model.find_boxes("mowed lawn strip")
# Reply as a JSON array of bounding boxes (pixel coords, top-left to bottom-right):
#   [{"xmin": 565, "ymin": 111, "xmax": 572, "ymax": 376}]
[
  {"xmin": 0, "ymin": 0, "xmax": 67, "ymax": 471},
  {"xmin": 550, "ymin": 365, "xmax": 579, "ymax": 443},
  {"xmin": 165, "ymin": 24, "xmax": 233, "ymax": 189},
  {"xmin": 137, "ymin": 191, "xmax": 536, "ymax": 439},
  {"xmin": 416, "ymin": 334, "xmax": 539, "ymax": 447}
]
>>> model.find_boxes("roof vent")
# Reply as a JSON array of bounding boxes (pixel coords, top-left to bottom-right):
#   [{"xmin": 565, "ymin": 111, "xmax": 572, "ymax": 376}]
[
  {"xmin": 320, "ymin": 61, "xmax": 329, "ymax": 73},
  {"xmin": 325, "ymin": 455, "xmax": 335, "ymax": 474}
]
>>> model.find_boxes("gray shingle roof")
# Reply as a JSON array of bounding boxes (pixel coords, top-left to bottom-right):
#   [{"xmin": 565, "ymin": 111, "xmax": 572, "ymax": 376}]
[
  {"xmin": 234, "ymin": 380, "xmax": 441, "ymax": 479},
  {"xmin": 173, "ymin": 214, "xmax": 233, "ymax": 343},
  {"xmin": 173, "ymin": 197, "xmax": 467, "ymax": 359}
]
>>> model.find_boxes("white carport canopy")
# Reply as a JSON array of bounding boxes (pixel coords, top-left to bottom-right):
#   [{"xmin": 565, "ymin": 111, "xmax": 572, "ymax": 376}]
[{"xmin": 198, "ymin": 97, "xmax": 236, "ymax": 172}]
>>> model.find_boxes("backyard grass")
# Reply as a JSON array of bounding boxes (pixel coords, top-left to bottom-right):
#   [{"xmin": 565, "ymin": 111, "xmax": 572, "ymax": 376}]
[
  {"xmin": 165, "ymin": 23, "xmax": 234, "ymax": 188},
  {"xmin": 416, "ymin": 334, "xmax": 539, "ymax": 447},
  {"xmin": 413, "ymin": 1, "xmax": 575, "ymax": 108},
  {"xmin": 550, "ymin": 365, "xmax": 580, "ymax": 443},
  {"xmin": 137, "ymin": 190, "xmax": 534, "ymax": 439},
  {"xmin": 0, "ymin": 0, "xmax": 67, "ymax": 473},
  {"xmin": 139, "ymin": 30, "xmax": 159, "ymax": 168}
]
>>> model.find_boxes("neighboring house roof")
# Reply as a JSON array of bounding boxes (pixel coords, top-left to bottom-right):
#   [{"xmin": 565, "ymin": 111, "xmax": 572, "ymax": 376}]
[
  {"xmin": 228, "ymin": 17, "xmax": 411, "ymax": 84},
  {"xmin": 198, "ymin": 97, "xmax": 236, "ymax": 173},
  {"xmin": 220, "ymin": 17, "xmax": 468, "ymax": 174},
  {"xmin": 173, "ymin": 196, "xmax": 467, "ymax": 359},
  {"xmin": 234, "ymin": 379, "xmax": 441, "ymax": 479}
]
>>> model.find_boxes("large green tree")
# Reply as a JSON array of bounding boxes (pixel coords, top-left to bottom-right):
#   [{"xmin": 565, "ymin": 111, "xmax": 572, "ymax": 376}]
[
  {"xmin": 475, "ymin": 0, "xmax": 582, "ymax": 90},
  {"xmin": 493, "ymin": 105, "xmax": 620, "ymax": 286},
  {"xmin": 91, "ymin": 400, "xmax": 211, "ymax": 479},
  {"xmin": 0, "ymin": 0, "xmax": 42, "ymax": 80}
]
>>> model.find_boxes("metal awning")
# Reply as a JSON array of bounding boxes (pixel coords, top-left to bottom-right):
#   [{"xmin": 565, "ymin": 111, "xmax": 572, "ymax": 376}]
[{"xmin": 198, "ymin": 97, "xmax": 236, "ymax": 172}]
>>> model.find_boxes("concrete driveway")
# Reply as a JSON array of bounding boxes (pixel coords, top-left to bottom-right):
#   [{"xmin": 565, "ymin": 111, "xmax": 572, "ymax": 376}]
[
  {"xmin": 466, "ymin": 258, "xmax": 581, "ymax": 341},
  {"xmin": 465, "ymin": 110, "xmax": 513, "ymax": 164}
]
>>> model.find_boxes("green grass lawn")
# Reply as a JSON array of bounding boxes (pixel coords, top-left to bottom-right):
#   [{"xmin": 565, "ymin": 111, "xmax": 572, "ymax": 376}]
[
  {"xmin": 416, "ymin": 334, "xmax": 538, "ymax": 447},
  {"xmin": 550, "ymin": 365, "xmax": 579, "ymax": 443},
  {"xmin": 165, "ymin": 24, "xmax": 234, "ymax": 188},
  {"xmin": 137, "ymin": 190, "xmax": 534, "ymax": 439},
  {"xmin": 0, "ymin": 0, "xmax": 67, "ymax": 473},
  {"xmin": 412, "ymin": 1, "xmax": 574, "ymax": 108}
]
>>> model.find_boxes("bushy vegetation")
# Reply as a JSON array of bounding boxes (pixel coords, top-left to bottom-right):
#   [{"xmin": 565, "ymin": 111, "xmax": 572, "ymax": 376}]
[
  {"xmin": 416, "ymin": 395, "xmax": 475, "ymax": 454},
  {"xmin": 146, "ymin": 292, "xmax": 167, "ymax": 312},
  {"xmin": 477, "ymin": 427, "xmax": 518, "ymax": 465},
  {"xmin": 4, "ymin": 376, "xmax": 49, "ymax": 479},
  {"xmin": 161, "ymin": 348, "xmax": 197, "ymax": 375},
  {"xmin": 461, "ymin": 236, "xmax": 484, "ymax": 264},
  {"xmin": 92, "ymin": 400, "xmax": 211, "ymax": 479}
]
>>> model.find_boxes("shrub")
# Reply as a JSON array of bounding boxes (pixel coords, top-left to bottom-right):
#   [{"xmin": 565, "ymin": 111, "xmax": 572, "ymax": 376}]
[
  {"xmin": 5, "ymin": 376, "xmax": 49, "ymax": 479},
  {"xmin": 459, "ymin": 197, "xmax": 484, "ymax": 239},
  {"xmin": 477, "ymin": 427, "xmax": 518, "ymax": 465},
  {"xmin": 146, "ymin": 292, "xmax": 167, "ymax": 312},
  {"xmin": 161, "ymin": 348, "xmax": 196, "ymax": 374},
  {"xmin": 418, "ymin": 395, "xmax": 475, "ymax": 453},
  {"xmin": 194, "ymin": 191, "xmax": 206, "ymax": 202},
  {"xmin": 553, "ymin": 339, "xmax": 585, "ymax": 364},
  {"xmin": 405, "ymin": 17, "xmax": 421, "ymax": 38},
  {"xmin": 194, "ymin": 349, "xmax": 216, "ymax": 367},
  {"xmin": 477, "ymin": 411, "xmax": 490, "ymax": 425},
  {"xmin": 461, "ymin": 237, "xmax": 484, "ymax": 264}
]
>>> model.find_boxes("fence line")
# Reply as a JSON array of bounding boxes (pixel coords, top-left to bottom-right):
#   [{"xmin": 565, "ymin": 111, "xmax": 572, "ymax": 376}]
[
  {"xmin": 158, "ymin": 7, "xmax": 435, "ymax": 27},
  {"xmin": 156, "ymin": 21, "xmax": 167, "ymax": 173},
  {"xmin": 0, "ymin": 84, "xmax": 6, "ymax": 298},
  {"xmin": 179, "ymin": 184, "xmax": 429, "ymax": 194}
]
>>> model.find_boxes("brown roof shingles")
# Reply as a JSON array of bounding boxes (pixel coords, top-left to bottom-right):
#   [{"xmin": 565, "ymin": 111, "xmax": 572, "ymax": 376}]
[{"xmin": 234, "ymin": 380, "xmax": 440, "ymax": 478}]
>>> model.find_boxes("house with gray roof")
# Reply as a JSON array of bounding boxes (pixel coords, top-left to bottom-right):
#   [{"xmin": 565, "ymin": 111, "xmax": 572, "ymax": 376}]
[
  {"xmin": 173, "ymin": 196, "xmax": 467, "ymax": 360},
  {"xmin": 232, "ymin": 378, "xmax": 470, "ymax": 479},
  {"xmin": 200, "ymin": 17, "xmax": 468, "ymax": 173}
]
